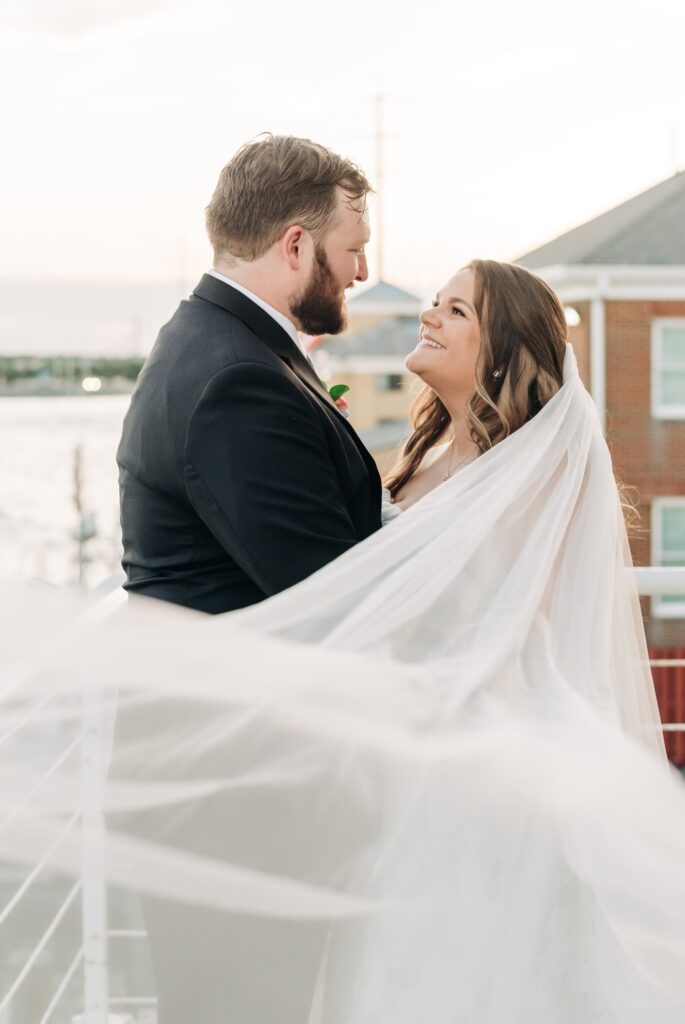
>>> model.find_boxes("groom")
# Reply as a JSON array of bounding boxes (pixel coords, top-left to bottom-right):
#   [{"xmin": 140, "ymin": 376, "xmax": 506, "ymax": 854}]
[
  {"xmin": 115, "ymin": 135, "xmax": 382, "ymax": 1022},
  {"xmin": 117, "ymin": 133, "xmax": 382, "ymax": 616}
]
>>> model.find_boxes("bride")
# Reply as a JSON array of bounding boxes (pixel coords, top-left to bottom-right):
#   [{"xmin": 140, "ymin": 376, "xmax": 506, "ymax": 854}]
[
  {"xmin": 387, "ymin": 259, "xmax": 565, "ymax": 510},
  {"xmin": 4, "ymin": 260, "xmax": 685, "ymax": 1024}
]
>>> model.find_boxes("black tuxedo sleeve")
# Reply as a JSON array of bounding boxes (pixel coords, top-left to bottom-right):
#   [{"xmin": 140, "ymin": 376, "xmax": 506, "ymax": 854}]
[{"xmin": 184, "ymin": 361, "xmax": 361, "ymax": 596}]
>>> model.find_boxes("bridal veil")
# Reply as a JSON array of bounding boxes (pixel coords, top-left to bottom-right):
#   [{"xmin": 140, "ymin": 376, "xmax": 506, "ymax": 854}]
[{"xmin": 2, "ymin": 345, "xmax": 685, "ymax": 1022}]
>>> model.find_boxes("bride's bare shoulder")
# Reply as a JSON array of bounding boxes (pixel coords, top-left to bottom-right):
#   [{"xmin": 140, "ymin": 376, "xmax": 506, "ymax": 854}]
[
  {"xmin": 392, "ymin": 441, "xmax": 450, "ymax": 509},
  {"xmin": 409, "ymin": 441, "xmax": 450, "ymax": 479},
  {"xmin": 423, "ymin": 441, "xmax": 450, "ymax": 466}
]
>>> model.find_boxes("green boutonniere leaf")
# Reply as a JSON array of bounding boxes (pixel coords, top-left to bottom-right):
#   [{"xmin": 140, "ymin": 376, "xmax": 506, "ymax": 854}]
[{"xmin": 328, "ymin": 384, "xmax": 350, "ymax": 401}]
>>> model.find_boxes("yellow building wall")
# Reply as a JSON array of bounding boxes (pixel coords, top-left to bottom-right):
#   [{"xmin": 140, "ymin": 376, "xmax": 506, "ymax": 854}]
[
  {"xmin": 340, "ymin": 313, "xmax": 389, "ymax": 337},
  {"xmin": 330, "ymin": 371, "xmax": 416, "ymax": 431}
]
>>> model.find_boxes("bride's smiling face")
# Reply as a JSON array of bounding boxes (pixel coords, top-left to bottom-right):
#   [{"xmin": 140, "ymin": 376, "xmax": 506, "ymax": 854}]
[{"xmin": 406, "ymin": 269, "xmax": 481, "ymax": 402}]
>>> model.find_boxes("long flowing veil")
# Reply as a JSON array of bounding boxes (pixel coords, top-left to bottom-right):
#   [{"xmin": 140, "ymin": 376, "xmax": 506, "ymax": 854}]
[{"xmin": 2, "ymin": 345, "xmax": 685, "ymax": 1022}]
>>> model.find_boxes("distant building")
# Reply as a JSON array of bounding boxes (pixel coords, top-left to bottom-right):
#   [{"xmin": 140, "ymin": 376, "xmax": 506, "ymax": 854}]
[
  {"xmin": 312, "ymin": 281, "xmax": 424, "ymax": 472},
  {"xmin": 515, "ymin": 170, "xmax": 685, "ymax": 649}
]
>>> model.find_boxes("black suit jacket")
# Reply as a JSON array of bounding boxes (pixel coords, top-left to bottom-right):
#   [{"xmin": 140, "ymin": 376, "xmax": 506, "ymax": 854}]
[{"xmin": 117, "ymin": 274, "xmax": 382, "ymax": 614}]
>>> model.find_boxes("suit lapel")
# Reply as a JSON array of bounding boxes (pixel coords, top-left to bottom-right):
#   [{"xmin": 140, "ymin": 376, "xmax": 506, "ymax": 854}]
[
  {"xmin": 191, "ymin": 276, "xmax": 381, "ymax": 487},
  {"xmin": 192, "ymin": 274, "xmax": 338, "ymax": 412}
]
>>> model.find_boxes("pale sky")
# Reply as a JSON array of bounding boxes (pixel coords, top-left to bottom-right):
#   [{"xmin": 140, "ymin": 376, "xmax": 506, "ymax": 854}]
[{"xmin": 2, "ymin": 0, "xmax": 685, "ymax": 299}]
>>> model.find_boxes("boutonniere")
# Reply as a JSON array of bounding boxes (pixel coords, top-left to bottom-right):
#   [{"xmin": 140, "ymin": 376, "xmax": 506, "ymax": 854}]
[
  {"xmin": 325, "ymin": 383, "xmax": 350, "ymax": 418},
  {"xmin": 301, "ymin": 333, "xmax": 351, "ymax": 419}
]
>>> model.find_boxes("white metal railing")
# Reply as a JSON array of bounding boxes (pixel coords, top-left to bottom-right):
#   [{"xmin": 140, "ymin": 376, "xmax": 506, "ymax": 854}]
[
  {"xmin": 0, "ymin": 882, "xmax": 83, "ymax": 1016},
  {"xmin": 633, "ymin": 566, "xmax": 685, "ymax": 596},
  {"xmin": 635, "ymin": 568, "xmax": 685, "ymax": 735},
  {"xmin": 81, "ymin": 683, "xmax": 109, "ymax": 1023},
  {"xmin": 0, "ymin": 587, "xmax": 116, "ymax": 1024},
  {"xmin": 38, "ymin": 945, "xmax": 87, "ymax": 1024},
  {"xmin": 1, "ymin": 568, "xmax": 684, "ymax": 1023}
]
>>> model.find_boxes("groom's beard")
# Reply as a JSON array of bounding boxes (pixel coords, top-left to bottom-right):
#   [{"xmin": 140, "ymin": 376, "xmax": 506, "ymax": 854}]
[{"xmin": 289, "ymin": 245, "xmax": 348, "ymax": 336}]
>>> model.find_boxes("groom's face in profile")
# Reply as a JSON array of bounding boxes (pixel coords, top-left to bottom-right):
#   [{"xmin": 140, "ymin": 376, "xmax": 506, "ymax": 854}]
[{"xmin": 289, "ymin": 189, "xmax": 370, "ymax": 336}]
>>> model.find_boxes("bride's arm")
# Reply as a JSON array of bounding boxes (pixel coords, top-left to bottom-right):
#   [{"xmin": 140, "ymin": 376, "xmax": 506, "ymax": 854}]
[{"xmin": 381, "ymin": 487, "xmax": 402, "ymax": 525}]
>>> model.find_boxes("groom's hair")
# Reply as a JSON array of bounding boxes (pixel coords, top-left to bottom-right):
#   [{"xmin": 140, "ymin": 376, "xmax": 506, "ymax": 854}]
[{"xmin": 206, "ymin": 134, "xmax": 373, "ymax": 262}]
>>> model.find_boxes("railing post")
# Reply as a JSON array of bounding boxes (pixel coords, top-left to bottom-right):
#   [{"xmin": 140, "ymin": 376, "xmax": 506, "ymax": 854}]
[{"xmin": 81, "ymin": 686, "xmax": 109, "ymax": 1023}]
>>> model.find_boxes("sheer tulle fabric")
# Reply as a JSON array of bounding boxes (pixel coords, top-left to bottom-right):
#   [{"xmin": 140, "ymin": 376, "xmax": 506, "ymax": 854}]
[{"xmin": 2, "ymin": 346, "xmax": 685, "ymax": 1022}]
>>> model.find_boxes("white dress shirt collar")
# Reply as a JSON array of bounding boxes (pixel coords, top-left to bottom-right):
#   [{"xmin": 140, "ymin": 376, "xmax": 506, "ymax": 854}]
[{"xmin": 207, "ymin": 269, "xmax": 307, "ymax": 356}]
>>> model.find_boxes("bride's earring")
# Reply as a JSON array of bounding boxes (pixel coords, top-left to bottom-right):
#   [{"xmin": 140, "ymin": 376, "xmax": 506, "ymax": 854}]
[{"xmin": 492, "ymin": 369, "xmax": 502, "ymax": 381}]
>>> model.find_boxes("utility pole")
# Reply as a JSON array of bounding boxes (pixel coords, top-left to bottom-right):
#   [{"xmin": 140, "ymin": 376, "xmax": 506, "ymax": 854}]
[
  {"xmin": 73, "ymin": 445, "xmax": 96, "ymax": 587},
  {"xmin": 375, "ymin": 83, "xmax": 385, "ymax": 282},
  {"xmin": 671, "ymin": 123, "xmax": 681, "ymax": 175},
  {"xmin": 177, "ymin": 233, "xmax": 188, "ymax": 301}
]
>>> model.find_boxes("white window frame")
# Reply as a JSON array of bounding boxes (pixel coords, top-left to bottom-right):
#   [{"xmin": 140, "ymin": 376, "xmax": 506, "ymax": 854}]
[
  {"xmin": 651, "ymin": 497, "xmax": 685, "ymax": 618},
  {"xmin": 376, "ymin": 373, "xmax": 404, "ymax": 393},
  {"xmin": 651, "ymin": 318, "xmax": 685, "ymax": 419}
]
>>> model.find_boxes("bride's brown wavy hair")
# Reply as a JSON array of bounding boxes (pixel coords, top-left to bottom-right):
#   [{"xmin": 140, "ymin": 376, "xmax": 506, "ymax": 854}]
[{"xmin": 385, "ymin": 259, "xmax": 567, "ymax": 499}]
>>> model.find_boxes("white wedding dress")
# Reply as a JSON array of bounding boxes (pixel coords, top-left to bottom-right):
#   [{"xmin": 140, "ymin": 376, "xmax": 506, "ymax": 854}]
[{"xmin": 3, "ymin": 344, "xmax": 685, "ymax": 1022}]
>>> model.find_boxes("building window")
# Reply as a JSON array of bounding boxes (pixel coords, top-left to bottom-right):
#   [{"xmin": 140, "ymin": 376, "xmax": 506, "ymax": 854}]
[
  {"xmin": 376, "ymin": 373, "xmax": 403, "ymax": 392},
  {"xmin": 652, "ymin": 319, "xmax": 685, "ymax": 419},
  {"xmin": 651, "ymin": 498, "xmax": 685, "ymax": 618}
]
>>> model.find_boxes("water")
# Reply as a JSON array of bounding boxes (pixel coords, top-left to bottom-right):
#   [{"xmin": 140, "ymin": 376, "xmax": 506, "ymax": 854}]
[
  {"xmin": 0, "ymin": 395, "xmax": 130, "ymax": 589},
  {"xmin": 0, "ymin": 395, "xmax": 157, "ymax": 1021}
]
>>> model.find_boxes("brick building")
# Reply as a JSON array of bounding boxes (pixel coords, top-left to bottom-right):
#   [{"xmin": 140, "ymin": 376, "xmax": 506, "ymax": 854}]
[
  {"xmin": 516, "ymin": 170, "xmax": 685, "ymax": 654},
  {"xmin": 315, "ymin": 175, "xmax": 685, "ymax": 647},
  {"xmin": 311, "ymin": 177, "xmax": 685, "ymax": 758}
]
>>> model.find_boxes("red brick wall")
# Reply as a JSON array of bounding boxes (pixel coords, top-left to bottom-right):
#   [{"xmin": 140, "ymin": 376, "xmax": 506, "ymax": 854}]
[
  {"xmin": 567, "ymin": 301, "xmax": 591, "ymax": 388},
  {"xmin": 605, "ymin": 300, "xmax": 685, "ymax": 646},
  {"xmin": 650, "ymin": 648, "xmax": 685, "ymax": 764}
]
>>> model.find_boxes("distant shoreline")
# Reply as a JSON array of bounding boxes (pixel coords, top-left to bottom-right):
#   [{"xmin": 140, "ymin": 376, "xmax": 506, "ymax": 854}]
[
  {"xmin": 0, "ymin": 357, "xmax": 141, "ymax": 397},
  {"xmin": 0, "ymin": 381, "xmax": 134, "ymax": 398}
]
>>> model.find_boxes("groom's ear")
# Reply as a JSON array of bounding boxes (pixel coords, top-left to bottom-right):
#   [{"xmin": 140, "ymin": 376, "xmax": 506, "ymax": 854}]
[{"xmin": 280, "ymin": 225, "xmax": 309, "ymax": 271}]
